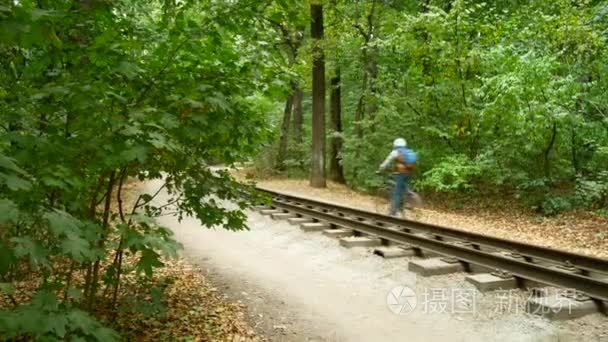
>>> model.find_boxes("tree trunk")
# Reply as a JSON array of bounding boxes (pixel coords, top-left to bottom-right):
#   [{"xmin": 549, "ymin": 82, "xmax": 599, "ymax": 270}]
[
  {"xmin": 310, "ymin": 4, "xmax": 326, "ymax": 188},
  {"xmin": 365, "ymin": 10, "xmax": 378, "ymax": 127},
  {"xmin": 292, "ymin": 86, "xmax": 303, "ymax": 144},
  {"xmin": 543, "ymin": 121, "xmax": 557, "ymax": 178},
  {"xmin": 277, "ymin": 93, "xmax": 294, "ymax": 169},
  {"xmin": 352, "ymin": 68, "xmax": 366, "ymax": 181},
  {"xmin": 290, "ymin": 27, "xmax": 305, "ymax": 146},
  {"xmin": 353, "ymin": 1, "xmax": 378, "ymax": 136},
  {"xmin": 571, "ymin": 124, "xmax": 579, "ymax": 176},
  {"xmin": 354, "ymin": 70, "xmax": 367, "ymax": 140},
  {"xmin": 420, "ymin": 0, "xmax": 432, "ymax": 78},
  {"xmin": 366, "ymin": 51, "xmax": 378, "ymax": 132},
  {"xmin": 274, "ymin": 22, "xmax": 304, "ymax": 169},
  {"xmin": 329, "ymin": 68, "xmax": 345, "ymax": 183},
  {"xmin": 362, "ymin": 3, "xmax": 379, "ymax": 129}
]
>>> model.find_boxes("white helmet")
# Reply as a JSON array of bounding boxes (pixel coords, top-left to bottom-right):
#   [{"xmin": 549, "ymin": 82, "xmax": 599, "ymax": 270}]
[{"xmin": 393, "ymin": 138, "xmax": 406, "ymax": 147}]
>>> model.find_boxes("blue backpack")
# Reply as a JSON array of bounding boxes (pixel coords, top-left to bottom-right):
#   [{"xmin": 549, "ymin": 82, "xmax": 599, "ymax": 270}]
[{"xmin": 396, "ymin": 147, "xmax": 417, "ymax": 170}]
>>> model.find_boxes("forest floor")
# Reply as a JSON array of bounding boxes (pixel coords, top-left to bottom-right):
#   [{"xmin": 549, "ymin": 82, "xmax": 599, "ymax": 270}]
[
  {"xmin": 115, "ymin": 257, "xmax": 262, "ymax": 341},
  {"xmin": 232, "ymin": 169, "xmax": 607, "ymax": 259},
  {"xmin": 0, "ymin": 180, "xmax": 263, "ymax": 341},
  {"xmin": 114, "ymin": 180, "xmax": 263, "ymax": 341}
]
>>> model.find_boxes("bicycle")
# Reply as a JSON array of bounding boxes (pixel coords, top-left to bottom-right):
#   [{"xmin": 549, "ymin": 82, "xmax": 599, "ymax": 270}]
[{"xmin": 373, "ymin": 174, "xmax": 422, "ymax": 218}]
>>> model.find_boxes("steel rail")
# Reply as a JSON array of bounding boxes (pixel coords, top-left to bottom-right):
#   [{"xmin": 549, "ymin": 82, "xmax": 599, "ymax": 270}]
[
  {"xmin": 256, "ymin": 187, "xmax": 608, "ymax": 275},
  {"xmin": 263, "ymin": 194, "xmax": 608, "ymax": 302}
]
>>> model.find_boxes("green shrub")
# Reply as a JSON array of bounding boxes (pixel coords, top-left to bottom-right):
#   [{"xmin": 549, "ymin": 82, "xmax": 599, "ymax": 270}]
[{"xmin": 419, "ymin": 155, "xmax": 482, "ymax": 192}]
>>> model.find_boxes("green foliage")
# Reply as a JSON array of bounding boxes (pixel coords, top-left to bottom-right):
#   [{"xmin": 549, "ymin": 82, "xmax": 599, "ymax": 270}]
[
  {"xmin": 573, "ymin": 172, "xmax": 608, "ymax": 208},
  {"xmin": 541, "ymin": 195, "xmax": 573, "ymax": 216},
  {"xmin": 0, "ymin": 292, "xmax": 118, "ymax": 341},
  {"xmin": 256, "ymin": 0, "xmax": 608, "ymax": 216},
  {"xmin": 0, "ymin": 0, "xmax": 277, "ymax": 339},
  {"xmin": 419, "ymin": 155, "xmax": 482, "ymax": 192}
]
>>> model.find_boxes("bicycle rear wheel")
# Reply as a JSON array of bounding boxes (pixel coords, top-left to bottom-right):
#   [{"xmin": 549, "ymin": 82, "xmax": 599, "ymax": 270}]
[{"xmin": 405, "ymin": 191, "xmax": 422, "ymax": 209}]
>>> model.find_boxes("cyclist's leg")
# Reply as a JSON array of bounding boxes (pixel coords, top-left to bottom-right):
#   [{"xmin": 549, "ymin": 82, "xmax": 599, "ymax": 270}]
[
  {"xmin": 402, "ymin": 174, "xmax": 410, "ymax": 210},
  {"xmin": 390, "ymin": 174, "xmax": 406, "ymax": 216},
  {"xmin": 385, "ymin": 179, "xmax": 394, "ymax": 213},
  {"xmin": 389, "ymin": 174, "xmax": 399, "ymax": 215}
]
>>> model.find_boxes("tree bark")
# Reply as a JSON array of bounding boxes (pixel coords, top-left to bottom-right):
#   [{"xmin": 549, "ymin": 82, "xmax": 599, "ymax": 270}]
[
  {"xmin": 571, "ymin": 124, "xmax": 579, "ymax": 176},
  {"xmin": 273, "ymin": 23, "xmax": 304, "ymax": 168},
  {"xmin": 364, "ymin": 7, "xmax": 378, "ymax": 127},
  {"xmin": 87, "ymin": 171, "xmax": 116, "ymax": 311},
  {"xmin": 543, "ymin": 121, "xmax": 557, "ymax": 178},
  {"xmin": 366, "ymin": 51, "xmax": 378, "ymax": 123},
  {"xmin": 310, "ymin": 3, "xmax": 326, "ymax": 188},
  {"xmin": 353, "ymin": 1, "xmax": 379, "ymax": 132},
  {"xmin": 354, "ymin": 72, "xmax": 367, "ymax": 140},
  {"xmin": 277, "ymin": 93, "xmax": 294, "ymax": 169},
  {"xmin": 329, "ymin": 68, "xmax": 345, "ymax": 183},
  {"xmin": 420, "ymin": 0, "xmax": 432, "ymax": 78},
  {"xmin": 292, "ymin": 86, "xmax": 303, "ymax": 144},
  {"xmin": 290, "ymin": 27, "xmax": 305, "ymax": 146}
]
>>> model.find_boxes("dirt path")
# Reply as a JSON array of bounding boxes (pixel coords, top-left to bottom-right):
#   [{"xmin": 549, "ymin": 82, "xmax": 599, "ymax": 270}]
[{"xmin": 145, "ymin": 179, "xmax": 607, "ymax": 342}]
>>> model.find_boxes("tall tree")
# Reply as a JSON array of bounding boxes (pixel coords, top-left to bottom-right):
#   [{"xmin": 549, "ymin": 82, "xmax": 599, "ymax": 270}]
[
  {"xmin": 353, "ymin": 0, "xmax": 379, "ymax": 138},
  {"xmin": 292, "ymin": 87, "xmax": 304, "ymax": 144},
  {"xmin": 310, "ymin": 3, "xmax": 326, "ymax": 187},
  {"xmin": 329, "ymin": 67, "xmax": 345, "ymax": 183},
  {"xmin": 274, "ymin": 25, "xmax": 304, "ymax": 169},
  {"xmin": 277, "ymin": 89, "xmax": 295, "ymax": 169},
  {"xmin": 261, "ymin": 2, "xmax": 306, "ymax": 169}
]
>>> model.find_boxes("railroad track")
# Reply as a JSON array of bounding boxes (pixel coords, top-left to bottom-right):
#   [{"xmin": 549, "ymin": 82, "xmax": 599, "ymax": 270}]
[{"xmin": 252, "ymin": 186, "xmax": 608, "ymax": 319}]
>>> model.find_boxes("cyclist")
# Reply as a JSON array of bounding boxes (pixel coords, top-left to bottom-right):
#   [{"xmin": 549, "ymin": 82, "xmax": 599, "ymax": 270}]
[{"xmin": 376, "ymin": 138, "xmax": 417, "ymax": 217}]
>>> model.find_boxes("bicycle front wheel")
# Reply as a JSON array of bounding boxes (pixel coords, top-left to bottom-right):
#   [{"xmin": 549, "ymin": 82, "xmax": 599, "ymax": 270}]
[{"xmin": 374, "ymin": 195, "xmax": 391, "ymax": 215}]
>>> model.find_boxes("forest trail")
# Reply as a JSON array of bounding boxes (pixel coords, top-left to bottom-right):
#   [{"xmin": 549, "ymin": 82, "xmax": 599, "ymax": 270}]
[{"xmin": 141, "ymin": 179, "xmax": 599, "ymax": 342}]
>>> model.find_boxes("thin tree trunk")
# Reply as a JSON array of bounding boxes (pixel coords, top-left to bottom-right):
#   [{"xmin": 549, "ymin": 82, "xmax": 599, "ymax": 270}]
[
  {"xmin": 421, "ymin": 0, "xmax": 431, "ymax": 79},
  {"xmin": 310, "ymin": 3, "xmax": 326, "ymax": 188},
  {"xmin": 543, "ymin": 121, "xmax": 557, "ymax": 178},
  {"xmin": 290, "ymin": 27, "xmax": 305, "ymax": 146},
  {"xmin": 274, "ymin": 22, "xmax": 304, "ymax": 168},
  {"xmin": 329, "ymin": 68, "xmax": 345, "ymax": 183},
  {"xmin": 353, "ymin": 1, "xmax": 378, "ymax": 136},
  {"xmin": 352, "ymin": 80, "xmax": 366, "ymax": 181},
  {"xmin": 82, "ymin": 174, "xmax": 106, "ymax": 303},
  {"xmin": 277, "ymin": 93, "xmax": 294, "ymax": 169},
  {"xmin": 110, "ymin": 245, "xmax": 124, "ymax": 322},
  {"xmin": 366, "ymin": 53, "xmax": 378, "ymax": 126},
  {"xmin": 365, "ymin": 6, "xmax": 379, "ymax": 128},
  {"xmin": 87, "ymin": 171, "xmax": 116, "ymax": 311},
  {"xmin": 571, "ymin": 125, "xmax": 579, "ymax": 176},
  {"xmin": 292, "ymin": 86, "xmax": 303, "ymax": 144},
  {"xmin": 354, "ymin": 70, "xmax": 367, "ymax": 140}
]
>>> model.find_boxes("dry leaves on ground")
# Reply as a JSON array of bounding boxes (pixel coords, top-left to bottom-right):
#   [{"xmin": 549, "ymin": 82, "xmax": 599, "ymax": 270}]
[
  {"xmin": 112, "ymin": 180, "xmax": 264, "ymax": 341},
  {"xmin": 0, "ymin": 178, "xmax": 264, "ymax": 342},
  {"xmin": 116, "ymin": 258, "xmax": 263, "ymax": 342}
]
